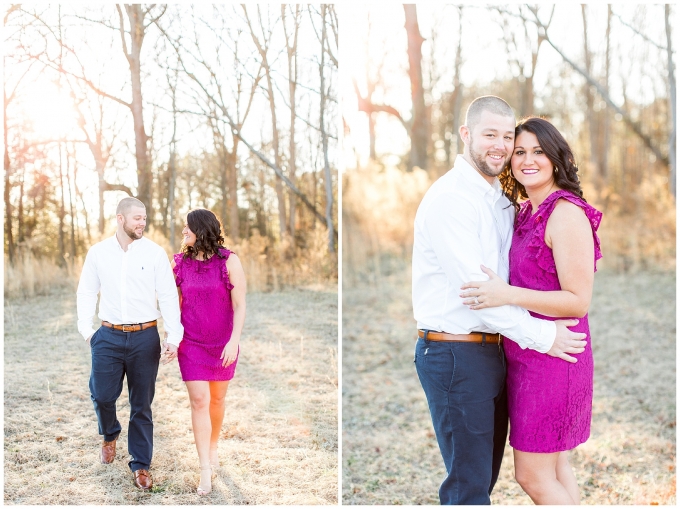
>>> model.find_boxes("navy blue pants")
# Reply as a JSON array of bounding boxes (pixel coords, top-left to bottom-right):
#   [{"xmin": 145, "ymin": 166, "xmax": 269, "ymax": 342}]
[
  {"xmin": 415, "ymin": 335, "xmax": 508, "ymax": 505},
  {"xmin": 89, "ymin": 325, "xmax": 161, "ymax": 472}
]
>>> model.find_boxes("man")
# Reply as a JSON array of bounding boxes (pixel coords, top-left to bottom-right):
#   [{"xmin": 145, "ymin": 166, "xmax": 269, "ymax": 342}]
[
  {"xmin": 412, "ymin": 96, "xmax": 587, "ymax": 505},
  {"xmin": 77, "ymin": 197, "xmax": 183, "ymax": 491}
]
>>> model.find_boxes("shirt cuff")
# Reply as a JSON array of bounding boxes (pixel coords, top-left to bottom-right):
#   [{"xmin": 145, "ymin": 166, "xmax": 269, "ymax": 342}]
[
  {"xmin": 534, "ymin": 320, "xmax": 557, "ymax": 354},
  {"xmin": 80, "ymin": 327, "xmax": 96, "ymax": 341},
  {"xmin": 165, "ymin": 335, "xmax": 182, "ymax": 348}
]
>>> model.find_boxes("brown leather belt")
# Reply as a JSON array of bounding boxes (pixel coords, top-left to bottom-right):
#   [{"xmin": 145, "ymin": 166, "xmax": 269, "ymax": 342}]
[
  {"xmin": 102, "ymin": 320, "xmax": 158, "ymax": 333},
  {"xmin": 418, "ymin": 329, "xmax": 502, "ymax": 344}
]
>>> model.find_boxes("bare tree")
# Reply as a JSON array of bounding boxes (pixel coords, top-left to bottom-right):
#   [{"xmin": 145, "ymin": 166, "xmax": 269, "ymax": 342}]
[
  {"xmin": 166, "ymin": 63, "xmax": 179, "ymax": 251},
  {"xmin": 496, "ymin": 5, "xmax": 552, "ymax": 117},
  {"xmin": 4, "ymin": 3, "xmax": 34, "ymax": 263},
  {"xmin": 320, "ymin": 4, "xmax": 335, "ymax": 253},
  {"xmin": 520, "ymin": 6, "xmax": 670, "ymax": 168},
  {"xmin": 244, "ymin": 6, "xmax": 287, "ymax": 238},
  {"xmin": 665, "ymin": 4, "xmax": 676, "ymax": 196},
  {"xmin": 282, "ymin": 5, "xmax": 301, "ymax": 236},
  {"xmin": 581, "ymin": 5, "xmax": 600, "ymax": 179},
  {"xmin": 114, "ymin": 5, "xmax": 166, "ymax": 214},
  {"xmin": 403, "ymin": 5, "xmax": 427, "ymax": 171},
  {"xmin": 69, "ymin": 85, "xmax": 130, "ymax": 234}
]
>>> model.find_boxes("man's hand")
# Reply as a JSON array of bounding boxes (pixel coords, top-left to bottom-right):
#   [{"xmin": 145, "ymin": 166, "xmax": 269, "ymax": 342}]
[
  {"xmin": 161, "ymin": 341, "xmax": 178, "ymax": 365},
  {"xmin": 547, "ymin": 319, "xmax": 587, "ymax": 363}
]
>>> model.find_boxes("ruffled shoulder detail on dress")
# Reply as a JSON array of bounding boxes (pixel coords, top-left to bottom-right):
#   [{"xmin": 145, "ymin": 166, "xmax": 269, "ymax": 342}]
[
  {"xmin": 525, "ymin": 190, "xmax": 603, "ymax": 274},
  {"xmin": 218, "ymin": 248, "xmax": 234, "ymax": 291},
  {"xmin": 172, "ymin": 253, "xmax": 184, "ymax": 286}
]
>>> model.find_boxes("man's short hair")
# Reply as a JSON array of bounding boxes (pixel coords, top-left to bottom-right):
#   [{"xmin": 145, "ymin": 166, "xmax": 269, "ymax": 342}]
[
  {"xmin": 116, "ymin": 197, "xmax": 145, "ymax": 216},
  {"xmin": 465, "ymin": 96, "xmax": 515, "ymax": 133}
]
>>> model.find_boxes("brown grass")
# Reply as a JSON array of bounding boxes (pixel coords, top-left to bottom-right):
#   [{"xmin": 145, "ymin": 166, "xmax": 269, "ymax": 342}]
[
  {"xmin": 4, "ymin": 287, "xmax": 338, "ymax": 505},
  {"xmin": 5, "ymin": 226, "xmax": 337, "ymax": 299},
  {"xmin": 342, "ymin": 267, "xmax": 675, "ymax": 505},
  {"xmin": 342, "ymin": 166, "xmax": 676, "ymax": 289}
]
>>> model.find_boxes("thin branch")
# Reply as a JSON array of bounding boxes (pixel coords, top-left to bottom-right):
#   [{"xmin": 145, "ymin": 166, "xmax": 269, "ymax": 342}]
[{"xmin": 612, "ymin": 9, "xmax": 670, "ymax": 52}]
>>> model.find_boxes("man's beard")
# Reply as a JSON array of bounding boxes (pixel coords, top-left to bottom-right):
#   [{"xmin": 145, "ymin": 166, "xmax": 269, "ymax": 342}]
[
  {"xmin": 469, "ymin": 143, "xmax": 508, "ymax": 179},
  {"xmin": 123, "ymin": 219, "xmax": 144, "ymax": 240}
]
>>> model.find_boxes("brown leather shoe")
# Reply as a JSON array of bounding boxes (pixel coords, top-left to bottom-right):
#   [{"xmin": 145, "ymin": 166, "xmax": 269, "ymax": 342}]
[
  {"xmin": 133, "ymin": 469, "xmax": 153, "ymax": 491},
  {"xmin": 100, "ymin": 439, "xmax": 116, "ymax": 464}
]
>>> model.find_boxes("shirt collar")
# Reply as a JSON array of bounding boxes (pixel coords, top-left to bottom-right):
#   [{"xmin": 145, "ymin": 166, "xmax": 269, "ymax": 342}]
[
  {"xmin": 453, "ymin": 154, "xmax": 504, "ymax": 202},
  {"xmin": 111, "ymin": 234, "xmax": 144, "ymax": 252}
]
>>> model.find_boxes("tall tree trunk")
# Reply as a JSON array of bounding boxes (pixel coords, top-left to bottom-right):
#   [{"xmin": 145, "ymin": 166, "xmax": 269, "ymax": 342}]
[
  {"xmin": 66, "ymin": 145, "xmax": 76, "ymax": 261},
  {"xmin": 283, "ymin": 5, "xmax": 300, "ymax": 237},
  {"xmin": 266, "ymin": 73, "xmax": 286, "ymax": 238},
  {"xmin": 452, "ymin": 6, "xmax": 464, "ymax": 159},
  {"xmin": 17, "ymin": 166, "xmax": 24, "ymax": 243},
  {"xmin": 320, "ymin": 5, "xmax": 335, "ymax": 254},
  {"xmin": 210, "ymin": 118, "xmax": 229, "ymax": 232},
  {"xmin": 76, "ymin": 170, "xmax": 92, "ymax": 246},
  {"xmin": 601, "ymin": 5, "xmax": 612, "ymax": 181},
  {"xmin": 119, "ymin": 5, "xmax": 152, "ymax": 212},
  {"xmin": 95, "ymin": 133, "xmax": 109, "ymax": 233},
  {"xmin": 245, "ymin": 7, "xmax": 287, "ymax": 238},
  {"xmin": 4, "ymin": 92, "xmax": 13, "ymax": 264},
  {"xmin": 229, "ymin": 133, "xmax": 240, "ymax": 241},
  {"xmin": 666, "ymin": 4, "xmax": 676, "ymax": 197},
  {"xmin": 581, "ymin": 6, "xmax": 599, "ymax": 180},
  {"xmin": 403, "ymin": 4, "xmax": 427, "ymax": 171},
  {"xmin": 57, "ymin": 143, "xmax": 66, "ymax": 267}
]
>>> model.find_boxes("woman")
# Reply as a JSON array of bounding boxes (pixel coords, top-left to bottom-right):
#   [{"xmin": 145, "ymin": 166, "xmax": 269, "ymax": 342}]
[
  {"xmin": 170, "ymin": 208, "xmax": 246, "ymax": 496},
  {"xmin": 460, "ymin": 117, "xmax": 602, "ymax": 505}
]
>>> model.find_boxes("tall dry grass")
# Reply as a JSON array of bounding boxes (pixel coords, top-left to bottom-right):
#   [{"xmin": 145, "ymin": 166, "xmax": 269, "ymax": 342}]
[
  {"xmin": 5, "ymin": 227, "xmax": 337, "ymax": 299},
  {"xmin": 342, "ymin": 164, "xmax": 676, "ymax": 281},
  {"xmin": 342, "ymin": 164, "xmax": 431, "ymax": 287}
]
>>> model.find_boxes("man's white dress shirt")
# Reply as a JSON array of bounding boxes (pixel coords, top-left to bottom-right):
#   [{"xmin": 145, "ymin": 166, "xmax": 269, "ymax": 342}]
[
  {"xmin": 77, "ymin": 235, "xmax": 184, "ymax": 347},
  {"xmin": 412, "ymin": 155, "xmax": 556, "ymax": 353}
]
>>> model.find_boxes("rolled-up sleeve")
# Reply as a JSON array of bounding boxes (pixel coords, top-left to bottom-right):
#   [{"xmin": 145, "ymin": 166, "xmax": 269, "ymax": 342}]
[
  {"xmin": 427, "ymin": 193, "xmax": 556, "ymax": 353},
  {"xmin": 77, "ymin": 248, "xmax": 101, "ymax": 340},
  {"xmin": 155, "ymin": 250, "xmax": 184, "ymax": 346}
]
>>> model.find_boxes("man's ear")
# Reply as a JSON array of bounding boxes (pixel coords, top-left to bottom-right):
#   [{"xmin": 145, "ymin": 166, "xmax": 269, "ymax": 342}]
[{"xmin": 459, "ymin": 125, "xmax": 470, "ymax": 146}]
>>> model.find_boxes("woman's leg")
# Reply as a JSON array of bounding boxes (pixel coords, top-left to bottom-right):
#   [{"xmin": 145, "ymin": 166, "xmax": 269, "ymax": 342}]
[
  {"xmin": 556, "ymin": 450, "xmax": 580, "ymax": 504},
  {"xmin": 208, "ymin": 381, "xmax": 230, "ymax": 465},
  {"xmin": 514, "ymin": 449, "xmax": 577, "ymax": 505},
  {"xmin": 186, "ymin": 381, "xmax": 212, "ymax": 492}
]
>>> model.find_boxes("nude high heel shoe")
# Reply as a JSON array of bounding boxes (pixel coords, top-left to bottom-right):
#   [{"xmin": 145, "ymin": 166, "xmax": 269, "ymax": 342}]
[{"xmin": 197, "ymin": 465, "xmax": 212, "ymax": 496}]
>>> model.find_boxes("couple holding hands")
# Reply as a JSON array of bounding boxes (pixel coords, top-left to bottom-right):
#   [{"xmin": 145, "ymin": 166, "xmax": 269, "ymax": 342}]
[{"xmin": 77, "ymin": 198, "xmax": 246, "ymax": 496}]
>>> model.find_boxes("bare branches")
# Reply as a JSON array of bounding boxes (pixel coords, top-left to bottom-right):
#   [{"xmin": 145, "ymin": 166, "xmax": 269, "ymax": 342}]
[
  {"xmin": 523, "ymin": 5, "xmax": 670, "ymax": 167},
  {"xmin": 612, "ymin": 9, "xmax": 670, "ymax": 52},
  {"xmin": 115, "ymin": 5, "xmax": 129, "ymax": 61}
]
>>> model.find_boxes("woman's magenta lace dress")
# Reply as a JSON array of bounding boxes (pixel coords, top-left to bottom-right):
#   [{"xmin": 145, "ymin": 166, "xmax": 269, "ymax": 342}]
[
  {"xmin": 505, "ymin": 190, "xmax": 602, "ymax": 452},
  {"xmin": 173, "ymin": 248, "xmax": 238, "ymax": 381}
]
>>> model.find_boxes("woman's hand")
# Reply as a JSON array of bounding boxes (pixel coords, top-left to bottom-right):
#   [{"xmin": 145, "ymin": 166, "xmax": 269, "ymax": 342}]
[
  {"xmin": 221, "ymin": 340, "xmax": 239, "ymax": 367},
  {"xmin": 460, "ymin": 265, "xmax": 514, "ymax": 310}
]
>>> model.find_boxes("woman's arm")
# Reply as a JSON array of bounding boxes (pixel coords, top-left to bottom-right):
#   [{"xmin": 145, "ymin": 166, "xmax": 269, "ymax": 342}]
[
  {"xmin": 461, "ymin": 199, "xmax": 594, "ymax": 318},
  {"xmin": 222, "ymin": 254, "xmax": 246, "ymax": 367}
]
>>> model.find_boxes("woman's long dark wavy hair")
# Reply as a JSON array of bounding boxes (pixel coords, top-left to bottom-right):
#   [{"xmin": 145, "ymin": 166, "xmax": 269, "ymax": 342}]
[
  {"xmin": 499, "ymin": 117, "xmax": 585, "ymax": 213},
  {"xmin": 181, "ymin": 209, "xmax": 228, "ymax": 260}
]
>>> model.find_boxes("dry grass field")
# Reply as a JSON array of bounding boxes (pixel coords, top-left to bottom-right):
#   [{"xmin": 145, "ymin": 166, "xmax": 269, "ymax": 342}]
[
  {"xmin": 342, "ymin": 268, "xmax": 675, "ymax": 505},
  {"xmin": 4, "ymin": 287, "xmax": 338, "ymax": 505}
]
